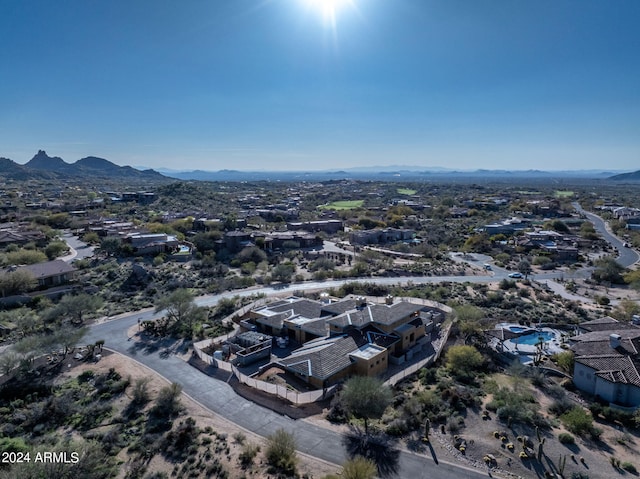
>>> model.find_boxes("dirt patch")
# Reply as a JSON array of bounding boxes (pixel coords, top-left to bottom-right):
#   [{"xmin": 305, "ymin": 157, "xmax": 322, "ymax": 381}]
[
  {"xmin": 410, "ymin": 376, "xmax": 640, "ymax": 479},
  {"xmin": 60, "ymin": 352, "xmax": 339, "ymax": 479}
]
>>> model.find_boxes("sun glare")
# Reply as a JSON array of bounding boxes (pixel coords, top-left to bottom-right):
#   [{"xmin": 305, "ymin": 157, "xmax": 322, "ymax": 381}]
[{"xmin": 304, "ymin": 0, "xmax": 352, "ymax": 27}]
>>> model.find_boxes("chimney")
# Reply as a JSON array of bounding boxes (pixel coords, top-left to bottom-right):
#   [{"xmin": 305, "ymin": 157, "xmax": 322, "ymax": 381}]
[
  {"xmin": 610, "ymin": 333, "xmax": 622, "ymax": 349},
  {"xmin": 385, "ymin": 295, "xmax": 394, "ymax": 305}
]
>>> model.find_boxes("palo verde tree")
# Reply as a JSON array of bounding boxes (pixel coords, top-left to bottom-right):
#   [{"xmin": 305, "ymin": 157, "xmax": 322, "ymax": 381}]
[
  {"xmin": 155, "ymin": 288, "xmax": 206, "ymax": 336},
  {"xmin": 340, "ymin": 376, "xmax": 392, "ymax": 434},
  {"xmin": 47, "ymin": 293, "xmax": 103, "ymax": 325},
  {"xmin": 518, "ymin": 259, "xmax": 532, "ymax": 279}
]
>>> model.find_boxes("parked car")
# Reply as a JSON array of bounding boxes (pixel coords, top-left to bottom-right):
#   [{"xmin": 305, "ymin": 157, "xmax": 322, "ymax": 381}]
[
  {"xmin": 483, "ymin": 264, "xmax": 492, "ymax": 270},
  {"xmin": 508, "ymin": 272, "xmax": 523, "ymax": 278}
]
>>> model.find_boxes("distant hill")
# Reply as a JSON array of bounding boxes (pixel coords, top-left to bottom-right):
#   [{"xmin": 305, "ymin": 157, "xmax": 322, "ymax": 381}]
[
  {"xmin": 0, "ymin": 156, "xmax": 56, "ymax": 180},
  {"xmin": 25, "ymin": 150, "xmax": 73, "ymax": 172},
  {"xmin": 160, "ymin": 167, "xmax": 627, "ymax": 182},
  {"xmin": 1, "ymin": 150, "xmax": 168, "ymax": 181},
  {"xmin": 609, "ymin": 170, "xmax": 640, "ymax": 182}
]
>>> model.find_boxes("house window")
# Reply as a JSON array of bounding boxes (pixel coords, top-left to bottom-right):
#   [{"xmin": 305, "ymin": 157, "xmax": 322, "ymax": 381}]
[{"xmin": 370, "ymin": 364, "xmax": 374, "ymax": 368}]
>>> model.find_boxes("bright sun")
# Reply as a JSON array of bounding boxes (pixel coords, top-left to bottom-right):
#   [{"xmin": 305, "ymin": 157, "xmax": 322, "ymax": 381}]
[{"xmin": 304, "ymin": 0, "xmax": 351, "ymax": 26}]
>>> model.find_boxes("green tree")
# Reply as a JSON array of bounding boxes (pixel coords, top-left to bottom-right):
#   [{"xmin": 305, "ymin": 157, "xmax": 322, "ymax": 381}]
[
  {"xmin": 545, "ymin": 219, "xmax": 570, "ymax": 233},
  {"xmin": 44, "ymin": 240, "xmax": 70, "ymax": 260},
  {"xmin": 0, "ymin": 270, "xmax": 36, "ymax": 297},
  {"xmin": 237, "ymin": 246, "xmax": 267, "ymax": 264},
  {"xmin": 623, "ymin": 269, "xmax": 640, "ymax": 290},
  {"xmin": 553, "ymin": 350, "xmax": 575, "ymax": 373},
  {"xmin": 340, "ymin": 376, "xmax": 393, "ymax": 434},
  {"xmin": 81, "ymin": 232, "xmax": 100, "ymax": 244},
  {"xmin": 4, "ymin": 249, "xmax": 47, "ymax": 266},
  {"xmin": 463, "ymin": 234, "xmax": 491, "ymax": 253},
  {"xmin": 518, "ymin": 259, "xmax": 532, "ymax": 279},
  {"xmin": 50, "ymin": 293, "xmax": 103, "ymax": 325},
  {"xmin": 592, "ymin": 257, "xmax": 626, "ymax": 284},
  {"xmin": 453, "ymin": 304, "xmax": 484, "ymax": 343},
  {"xmin": 561, "ymin": 407, "xmax": 599, "ymax": 438},
  {"xmin": 264, "ymin": 429, "xmax": 297, "ymax": 476},
  {"xmin": 272, "ymin": 263, "xmax": 296, "ymax": 283},
  {"xmin": 155, "ymin": 288, "xmax": 206, "ymax": 335},
  {"xmin": 445, "ymin": 345, "xmax": 484, "ymax": 378},
  {"xmin": 99, "ymin": 237, "xmax": 121, "ymax": 256}
]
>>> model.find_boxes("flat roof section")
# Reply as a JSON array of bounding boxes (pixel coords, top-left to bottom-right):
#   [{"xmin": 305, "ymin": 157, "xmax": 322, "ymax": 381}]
[{"xmin": 350, "ymin": 343, "xmax": 386, "ymax": 360}]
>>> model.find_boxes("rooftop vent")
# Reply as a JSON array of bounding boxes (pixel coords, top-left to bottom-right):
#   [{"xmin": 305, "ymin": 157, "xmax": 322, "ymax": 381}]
[{"xmin": 610, "ymin": 333, "xmax": 622, "ymax": 349}]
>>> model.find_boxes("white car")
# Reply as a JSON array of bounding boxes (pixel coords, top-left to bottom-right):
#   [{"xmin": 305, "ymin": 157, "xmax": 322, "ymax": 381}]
[{"xmin": 508, "ymin": 272, "xmax": 523, "ymax": 278}]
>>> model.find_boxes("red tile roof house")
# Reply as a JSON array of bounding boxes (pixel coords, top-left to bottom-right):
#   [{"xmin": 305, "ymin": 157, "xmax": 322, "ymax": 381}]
[{"xmin": 571, "ymin": 317, "xmax": 640, "ymax": 408}]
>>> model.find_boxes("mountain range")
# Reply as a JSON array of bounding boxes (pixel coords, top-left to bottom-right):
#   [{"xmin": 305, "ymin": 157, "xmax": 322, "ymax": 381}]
[
  {"xmin": 0, "ymin": 150, "xmax": 167, "ymax": 181},
  {"xmin": 2, "ymin": 150, "xmax": 639, "ymax": 183},
  {"xmin": 154, "ymin": 166, "xmax": 636, "ymax": 182}
]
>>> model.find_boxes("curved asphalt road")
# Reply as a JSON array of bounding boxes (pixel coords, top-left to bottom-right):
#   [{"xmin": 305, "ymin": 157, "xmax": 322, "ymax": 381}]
[{"xmin": 573, "ymin": 202, "xmax": 639, "ymax": 268}]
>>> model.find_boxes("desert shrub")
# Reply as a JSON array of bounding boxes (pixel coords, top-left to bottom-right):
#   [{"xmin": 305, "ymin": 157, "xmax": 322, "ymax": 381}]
[
  {"xmin": 131, "ymin": 377, "xmax": 151, "ymax": 405},
  {"xmin": 487, "ymin": 386, "xmax": 543, "ymax": 426},
  {"xmin": 549, "ymin": 398, "xmax": 574, "ymax": 417},
  {"xmin": 78, "ymin": 370, "xmax": 95, "ymax": 382},
  {"xmin": 233, "ymin": 432, "xmax": 246, "ymax": 444},
  {"xmin": 160, "ymin": 417, "xmax": 199, "ymax": 461},
  {"xmin": 238, "ymin": 442, "xmax": 260, "ymax": 467},
  {"xmin": 558, "ymin": 432, "xmax": 575, "ymax": 445},
  {"xmin": 561, "ymin": 407, "xmax": 601, "ymax": 438},
  {"xmin": 264, "ymin": 429, "xmax": 297, "ymax": 476},
  {"xmin": 621, "ymin": 462, "xmax": 637, "ymax": 473},
  {"xmin": 571, "ymin": 473, "xmax": 589, "ymax": 479},
  {"xmin": 151, "ymin": 383, "xmax": 183, "ymax": 418}
]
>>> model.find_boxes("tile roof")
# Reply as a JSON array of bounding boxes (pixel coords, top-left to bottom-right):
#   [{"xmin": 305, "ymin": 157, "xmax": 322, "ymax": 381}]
[
  {"xmin": 268, "ymin": 299, "xmax": 323, "ymax": 319},
  {"xmin": 571, "ymin": 328, "xmax": 640, "ymax": 342},
  {"xmin": 575, "ymin": 355, "xmax": 640, "ymax": 388},
  {"xmin": 579, "ymin": 316, "xmax": 640, "ymax": 333},
  {"xmin": 572, "ymin": 338, "xmax": 640, "ymax": 357},
  {"xmin": 327, "ymin": 301, "xmax": 424, "ymax": 329},
  {"xmin": 320, "ymin": 299, "xmax": 359, "ymax": 316},
  {"xmin": 278, "ymin": 336, "xmax": 358, "ymax": 380},
  {"xmin": 3, "ymin": 260, "xmax": 77, "ymax": 280}
]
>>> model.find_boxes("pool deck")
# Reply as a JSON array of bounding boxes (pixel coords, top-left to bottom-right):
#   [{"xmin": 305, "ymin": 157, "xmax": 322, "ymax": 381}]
[{"xmin": 494, "ymin": 323, "xmax": 565, "ymax": 357}]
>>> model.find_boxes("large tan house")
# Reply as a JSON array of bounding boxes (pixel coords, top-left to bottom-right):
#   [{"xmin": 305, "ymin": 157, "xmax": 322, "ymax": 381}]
[{"xmin": 242, "ymin": 296, "xmax": 443, "ymax": 389}]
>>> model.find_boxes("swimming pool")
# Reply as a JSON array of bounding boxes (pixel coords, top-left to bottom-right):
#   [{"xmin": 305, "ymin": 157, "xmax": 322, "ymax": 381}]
[
  {"xmin": 509, "ymin": 326, "xmax": 529, "ymax": 333},
  {"xmin": 512, "ymin": 331, "xmax": 555, "ymax": 345}
]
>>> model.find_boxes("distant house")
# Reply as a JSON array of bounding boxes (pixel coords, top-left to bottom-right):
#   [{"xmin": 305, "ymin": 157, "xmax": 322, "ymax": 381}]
[
  {"xmin": 482, "ymin": 218, "xmax": 530, "ymax": 236},
  {"xmin": 571, "ymin": 317, "xmax": 640, "ymax": 408},
  {"xmin": 349, "ymin": 228, "xmax": 415, "ymax": 245},
  {"xmin": 124, "ymin": 233, "xmax": 179, "ymax": 255},
  {"xmin": 0, "ymin": 225, "xmax": 46, "ymax": 247},
  {"xmin": 287, "ymin": 220, "xmax": 343, "ymax": 234},
  {"xmin": 1, "ymin": 259, "xmax": 77, "ymax": 289}
]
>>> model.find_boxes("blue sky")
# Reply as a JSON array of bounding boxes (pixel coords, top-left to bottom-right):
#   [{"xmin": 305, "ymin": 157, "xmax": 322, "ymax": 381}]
[{"xmin": 1, "ymin": 0, "xmax": 639, "ymax": 171}]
